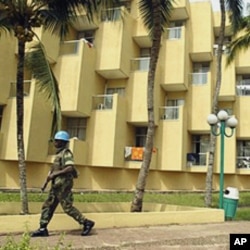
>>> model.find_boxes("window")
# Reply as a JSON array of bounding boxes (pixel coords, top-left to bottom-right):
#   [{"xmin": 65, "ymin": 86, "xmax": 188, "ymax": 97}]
[
  {"xmin": 66, "ymin": 118, "xmax": 87, "ymax": 140},
  {"xmin": 191, "ymin": 63, "xmax": 209, "ymax": 85},
  {"xmin": 135, "ymin": 127, "xmax": 147, "ymax": 147},
  {"xmin": 189, "ymin": 135, "xmax": 209, "ymax": 166},
  {"xmin": 237, "ymin": 140, "xmax": 250, "ymax": 168},
  {"xmin": 0, "ymin": 106, "xmax": 4, "ymax": 130},
  {"xmin": 167, "ymin": 21, "xmax": 183, "ymax": 39},
  {"xmin": 236, "ymin": 75, "xmax": 250, "ymax": 96}
]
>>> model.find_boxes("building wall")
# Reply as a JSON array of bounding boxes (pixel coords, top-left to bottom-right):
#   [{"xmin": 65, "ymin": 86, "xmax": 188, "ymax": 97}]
[{"xmin": 1, "ymin": 0, "xmax": 250, "ymax": 192}]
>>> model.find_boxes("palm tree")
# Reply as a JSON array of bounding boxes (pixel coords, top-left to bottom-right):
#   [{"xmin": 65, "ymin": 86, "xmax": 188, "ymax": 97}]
[
  {"xmin": 131, "ymin": 0, "xmax": 173, "ymax": 212},
  {"xmin": 205, "ymin": 0, "xmax": 243, "ymax": 207},
  {"xmin": 0, "ymin": 0, "xmax": 120, "ymax": 214},
  {"xmin": 227, "ymin": 16, "xmax": 250, "ymax": 64}
]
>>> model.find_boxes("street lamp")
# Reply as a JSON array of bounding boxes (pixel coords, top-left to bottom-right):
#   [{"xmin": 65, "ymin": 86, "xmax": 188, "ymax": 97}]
[{"xmin": 207, "ymin": 110, "xmax": 238, "ymax": 209}]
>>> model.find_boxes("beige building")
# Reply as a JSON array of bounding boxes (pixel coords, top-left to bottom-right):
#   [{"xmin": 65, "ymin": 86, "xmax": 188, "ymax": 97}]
[{"xmin": 0, "ymin": 0, "xmax": 250, "ymax": 192}]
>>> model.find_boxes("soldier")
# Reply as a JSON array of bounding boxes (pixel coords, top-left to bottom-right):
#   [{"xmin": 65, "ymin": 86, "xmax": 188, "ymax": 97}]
[{"xmin": 31, "ymin": 130, "xmax": 95, "ymax": 237}]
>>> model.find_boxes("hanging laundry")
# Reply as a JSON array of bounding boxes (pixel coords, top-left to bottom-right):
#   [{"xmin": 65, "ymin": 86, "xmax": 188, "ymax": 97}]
[{"xmin": 131, "ymin": 147, "xmax": 144, "ymax": 160}]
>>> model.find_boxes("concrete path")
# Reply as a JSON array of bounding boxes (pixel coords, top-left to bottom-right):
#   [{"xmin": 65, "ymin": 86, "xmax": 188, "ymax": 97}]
[{"xmin": 0, "ymin": 221, "xmax": 250, "ymax": 249}]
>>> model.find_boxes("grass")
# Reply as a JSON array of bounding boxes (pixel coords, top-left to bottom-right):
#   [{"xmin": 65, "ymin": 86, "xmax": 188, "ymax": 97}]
[{"xmin": 0, "ymin": 190, "xmax": 250, "ymax": 220}]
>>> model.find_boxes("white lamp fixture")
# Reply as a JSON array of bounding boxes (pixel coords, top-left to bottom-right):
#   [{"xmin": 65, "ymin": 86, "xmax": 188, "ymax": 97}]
[
  {"xmin": 226, "ymin": 117, "xmax": 238, "ymax": 128},
  {"xmin": 207, "ymin": 114, "xmax": 218, "ymax": 125},
  {"xmin": 217, "ymin": 110, "xmax": 229, "ymax": 121}
]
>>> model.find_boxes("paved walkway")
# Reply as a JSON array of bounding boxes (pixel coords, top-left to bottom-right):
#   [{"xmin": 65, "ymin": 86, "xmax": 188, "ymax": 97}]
[{"xmin": 0, "ymin": 221, "xmax": 250, "ymax": 249}]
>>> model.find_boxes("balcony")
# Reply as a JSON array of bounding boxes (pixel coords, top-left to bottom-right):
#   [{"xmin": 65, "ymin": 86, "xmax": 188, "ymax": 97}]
[
  {"xmin": 237, "ymin": 156, "xmax": 250, "ymax": 169},
  {"xmin": 158, "ymin": 105, "xmax": 185, "ymax": 171},
  {"xmin": 159, "ymin": 106, "xmax": 179, "ymax": 120},
  {"xmin": 127, "ymin": 71, "xmax": 148, "ymax": 125},
  {"xmin": 160, "ymin": 27, "xmax": 188, "ymax": 91},
  {"xmin": 186, "ymin": 153, "xmax": 208, "ymax": 167},
  {"xmin": 132, "ymin": 14, "xmax": 152, "ymax": 48},
  {"xmin": 171, "ymin": 0, "xmax": 190, "ymax": 21},
  {"xmin": 186, "ymin": 153, "xmax": 208, "ymax": 173},
  {"xmin": 190, "ymin": 73, "xmax": 208, "ymax": 85},
  {"xmin": 96, "ymin": 7, "xmax": 131, "ymax": 79},
  {"xmin": 218, "ymin": 55, "xmax": 236, "ymax": 101},
  {"xmin": 55, "ymin": 39, "xmax": 95, "ymax": 116},
  {"xmin": 89, "ymin": 94, "xmax": 127, "ymax": 167},
  {"xmin": 92, "ymin": 95, "xmax": 113, "ymax": 110},
  {"xmin": 189, "ymin": 2, "xmax": 213, "ymax": 61},
  {"xmin": 189, "ymin": 73, "xmax": 212, "ymax": 132}
]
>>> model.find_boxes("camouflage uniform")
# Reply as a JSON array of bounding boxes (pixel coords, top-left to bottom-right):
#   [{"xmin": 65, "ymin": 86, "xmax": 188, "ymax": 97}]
[{"xmin": 39, "ymin": 148, "xmax": 85, "ymax": 228}]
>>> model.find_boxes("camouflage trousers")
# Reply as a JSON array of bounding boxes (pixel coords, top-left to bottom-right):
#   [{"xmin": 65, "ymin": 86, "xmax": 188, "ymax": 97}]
[{"xmin": 39, "ymin": 178, "xmax": 85, "ymax": 228}]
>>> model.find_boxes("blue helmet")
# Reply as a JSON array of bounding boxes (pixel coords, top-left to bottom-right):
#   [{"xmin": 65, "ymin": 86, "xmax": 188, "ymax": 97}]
[{"xmin": 54, "ymin": 131, "xmax": 70, "ymax": 142}]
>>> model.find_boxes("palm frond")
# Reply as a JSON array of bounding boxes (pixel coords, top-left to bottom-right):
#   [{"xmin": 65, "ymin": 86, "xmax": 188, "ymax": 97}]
[
  {"xmin": 226, "ymin": 0, "xmax": 244, "ymax": 32},
  {"xmin": 24, "ymin": 40, "xmax": 61, "ymax": 132},
  {"xmin": 226, "ymin": 32, "xmax": 250, "ymax": 65},
  {"xmin": 138, "ymin": 0, "xmax": 173, "ymax": 39}
]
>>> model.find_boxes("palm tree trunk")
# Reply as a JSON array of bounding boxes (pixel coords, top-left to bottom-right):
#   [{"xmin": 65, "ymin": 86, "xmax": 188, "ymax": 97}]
[
  {"xmin": 16, "ymin": 39, "xmax": 29, "ymax": 214},
  {"xmin": 131, "ymin": 0, "xmax": 162, "ymax": 212},
  {"xmin": 205, "ymin": 0, "xmax": 225, "ymax": 207}
]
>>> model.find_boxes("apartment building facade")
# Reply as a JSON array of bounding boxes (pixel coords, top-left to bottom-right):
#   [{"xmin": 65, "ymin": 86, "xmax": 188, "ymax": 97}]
[{"xmin": 1, "ymin": 0, "xmax": 250, "ymax": 191}]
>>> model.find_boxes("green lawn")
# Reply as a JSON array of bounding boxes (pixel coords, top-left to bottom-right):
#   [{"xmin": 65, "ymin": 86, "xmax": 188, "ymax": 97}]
[{"xmin": 0, "ymin": 190, "xmax": 249, "ymax": 220}]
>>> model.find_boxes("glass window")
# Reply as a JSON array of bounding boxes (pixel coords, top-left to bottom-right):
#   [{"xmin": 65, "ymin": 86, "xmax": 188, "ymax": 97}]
[
  {"xmin": 66, "ymin": 118, "xmax": 87, "ymax": 140},
  {"xmin": 135, "ymin": 127, "xmax": 147, "ymax": 147}
]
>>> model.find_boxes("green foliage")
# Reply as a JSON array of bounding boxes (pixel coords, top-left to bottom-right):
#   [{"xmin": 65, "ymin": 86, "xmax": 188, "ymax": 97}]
[
  {"xmin": 0, "ymin": 231, "xmax": 73, "ymax": 250},
  {"xmin": 0, "ymin": 232, "xmax": 34, "ymax": 250}
]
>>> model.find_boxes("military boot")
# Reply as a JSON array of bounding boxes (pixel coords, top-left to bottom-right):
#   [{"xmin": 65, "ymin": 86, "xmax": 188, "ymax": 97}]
[
  {"xmin": 31, "ymin": 228, "xmax": 49, "ymax": 237},
  {"xmin": 81, "ymin": 219, "xmax": 95, "ymax": 236}
]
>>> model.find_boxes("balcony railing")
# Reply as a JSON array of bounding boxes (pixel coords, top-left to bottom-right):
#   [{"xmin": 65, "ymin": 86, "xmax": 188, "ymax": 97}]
[
  {"xmin": 236, "ymin": 80, "xmax": 250, "ymax": 96},
  {"xmin": 160, "ymin": 106, "xmax": 179, "ymax": 120},
  {"xmin": 60, "ymin": 40, "xmax": 79, "ymax": 55},
  {"xmin": 101, "ymin": 7, "xmax": 122, "ymax": 22},
  {"xmin": 166, "ymin": 27, "xmax": 182, "ymax": 40},
  {"xmin": 92, "ymin": 95, "xmax": 113, "ymax": 110},
  {"xmin": 236, "ymin": 156, "xmax": 250, "ymax": 169},
  {"xmin": 9, "ymin": 80, "xmax": 31, "ymax": 98},
  {"xmin": 130, "ymin": 57, "xmax": 150, "ymax": 71},
  {"xmin": 186, "ymin": 152, "xmax": 207, "ymax": 167},
  {"xmin": 190, "ymin": 73, "xmax": 208, "ymax": 85}
]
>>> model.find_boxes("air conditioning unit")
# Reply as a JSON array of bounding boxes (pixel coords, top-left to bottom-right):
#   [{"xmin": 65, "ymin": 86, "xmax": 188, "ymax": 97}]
[{"xmin": 97, "ymin": 103, "xmax": 105, "ymax": 110}]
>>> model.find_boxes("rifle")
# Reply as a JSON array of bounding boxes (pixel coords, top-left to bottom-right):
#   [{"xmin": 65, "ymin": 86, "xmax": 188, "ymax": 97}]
[{"xmin": 41, "ymin": 171, "xmax": 51, "ymax": 193}]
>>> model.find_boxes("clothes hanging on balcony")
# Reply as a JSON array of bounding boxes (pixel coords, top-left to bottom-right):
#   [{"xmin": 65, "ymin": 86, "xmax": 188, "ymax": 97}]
[
  {"xmin": 124, "ymin": 146, "xmax": 132, "ymax": 158},
  {"xmin": 131, "ymin": 147, "xmax": 144, "ymax": 160}
]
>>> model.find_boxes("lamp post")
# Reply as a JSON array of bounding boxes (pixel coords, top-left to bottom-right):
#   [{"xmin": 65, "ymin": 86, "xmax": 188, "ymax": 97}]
[{"xmin": 207, "ymin": 110, "xmax": 238, "ymax": 209}]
